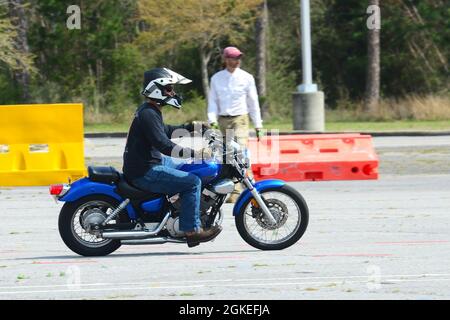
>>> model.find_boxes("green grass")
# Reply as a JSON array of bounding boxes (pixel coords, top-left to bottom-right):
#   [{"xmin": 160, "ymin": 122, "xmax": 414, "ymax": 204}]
[
  {"xmin": 85, "ymin": 123, "xmax": 130, "ymax": 133},
  {"xmin": 180, "ymin": 292, "xmax": 195, "ymax": 297},
  {"xmin": 324, "ymin": 120, "xmax": 450, "ymax": 132},
  {"xmin": 85, "ymin": 119, "xmax": 450, "ymax": 134},
  {"xmin": 253, "ymin": 263, "xmax": 269, "ymax": 267},
  {"xmin": 264, "ymin": 120, "xmax": 450, "ymax": 132}
]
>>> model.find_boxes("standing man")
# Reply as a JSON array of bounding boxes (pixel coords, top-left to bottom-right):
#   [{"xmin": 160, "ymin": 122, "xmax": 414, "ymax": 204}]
[{"xmin": 207, "ymin": 46, "xmax": 263, "ymax": 203}]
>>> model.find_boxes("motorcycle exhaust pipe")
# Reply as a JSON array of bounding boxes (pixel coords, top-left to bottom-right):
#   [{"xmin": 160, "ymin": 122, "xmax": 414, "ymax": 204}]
[
  {"xmin": 121, "ymin": 237, "xmax": 185, "ymax": 245},
  {"xmin": 101, "ymin": 212, "xmax": 171, "ymax": 240}
]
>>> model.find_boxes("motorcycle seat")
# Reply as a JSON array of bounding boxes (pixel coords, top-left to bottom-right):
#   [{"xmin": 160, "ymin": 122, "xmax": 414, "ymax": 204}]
[
  {"xmin": 88, "ymin": 166, "xmax": 120, "ymax": 184},
  {"xmin": 116, "ymin": 177, "xmax": 162, "ymax": 200}
]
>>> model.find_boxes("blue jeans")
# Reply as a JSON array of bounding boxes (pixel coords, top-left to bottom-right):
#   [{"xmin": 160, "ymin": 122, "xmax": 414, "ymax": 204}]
[{"xmin": 132, "ymin": 156, "xmax": 201, "ymax": 232}]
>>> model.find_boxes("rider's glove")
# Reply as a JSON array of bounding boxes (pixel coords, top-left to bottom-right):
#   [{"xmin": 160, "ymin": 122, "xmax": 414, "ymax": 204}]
[
  {"xmin": 210, "ymin": 122, "xmax": 219, "ymax": 130},
  {"xmin": 194, "ymin": 147, "xmax": 213, "ymax": 160},
  {"xmin": 255, "ymin": 128, "xmax": 263, "ymax": 142}
]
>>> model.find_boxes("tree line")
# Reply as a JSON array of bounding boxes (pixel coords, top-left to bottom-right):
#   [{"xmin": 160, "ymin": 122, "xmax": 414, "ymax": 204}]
[{"xmin": 0, "ymin": 0, "xmax": 448, "ymax": 123}]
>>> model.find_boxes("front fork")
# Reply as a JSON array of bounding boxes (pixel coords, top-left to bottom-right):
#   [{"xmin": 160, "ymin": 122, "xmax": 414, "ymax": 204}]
[{"xmin": 242, "ymin": 177, "xmax": 277, "ymax": 225}]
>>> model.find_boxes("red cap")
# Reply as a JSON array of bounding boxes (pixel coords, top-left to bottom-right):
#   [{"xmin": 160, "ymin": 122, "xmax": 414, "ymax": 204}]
[{"xmin": 223, "ymin": 46, "xmax": 243, "ymax": 59}]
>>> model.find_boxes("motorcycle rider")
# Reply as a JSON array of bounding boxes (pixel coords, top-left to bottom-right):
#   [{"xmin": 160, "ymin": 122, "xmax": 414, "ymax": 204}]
[{"xmin": 122, "ymin": 67, "xmax": 222, "ymax": 247}]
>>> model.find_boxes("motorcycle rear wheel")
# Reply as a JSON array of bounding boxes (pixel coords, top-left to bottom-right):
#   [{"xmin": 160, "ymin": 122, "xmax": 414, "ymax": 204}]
[
  {"xmin": 58, "ymin": 195, "xmax": 123, "ymax": 256},
  {"xmin": 235, "ymin": 185, "xmax": 309, "ymax": 250}
]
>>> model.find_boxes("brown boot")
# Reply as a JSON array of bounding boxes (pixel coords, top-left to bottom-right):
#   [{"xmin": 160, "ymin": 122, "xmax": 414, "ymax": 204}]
[{"xmin": 185, "ymin": 225, "xmax": 222, "ymax": 247}]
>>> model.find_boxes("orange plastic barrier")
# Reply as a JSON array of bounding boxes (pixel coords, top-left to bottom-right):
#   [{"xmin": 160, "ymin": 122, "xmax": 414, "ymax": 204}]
[{"xmin": 248, "ymin": 134, "xmax": 378, "ymax": 181}]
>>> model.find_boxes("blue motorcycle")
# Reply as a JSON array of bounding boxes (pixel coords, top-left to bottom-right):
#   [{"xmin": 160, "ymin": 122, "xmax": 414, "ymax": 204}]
[{"xmin": 51, "ymin": 132, "xmax": 309, "ymax": 256}]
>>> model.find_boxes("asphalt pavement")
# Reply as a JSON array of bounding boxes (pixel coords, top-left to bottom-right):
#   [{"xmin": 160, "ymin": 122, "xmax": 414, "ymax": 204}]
[{"xmin": 0, "ymin": 135, "xmax": 449, "ymax": 299}]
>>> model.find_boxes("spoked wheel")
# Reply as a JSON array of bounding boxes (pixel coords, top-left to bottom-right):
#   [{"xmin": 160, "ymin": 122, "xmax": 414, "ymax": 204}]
[
  {"xmin": 235, "ymin": 185, "xmax": 309, "ymax": 250},
  {"xmin": 58, "ymin": 195, "xmax": 124, "ymax": 256}
]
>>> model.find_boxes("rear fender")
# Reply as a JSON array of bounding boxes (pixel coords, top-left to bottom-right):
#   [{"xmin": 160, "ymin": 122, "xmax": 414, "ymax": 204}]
[
  {"xmin": 232, "ymin": 179, "xmax": 286, "ymax": 216},
  {"xmin": 59, "ymin": 178, "xmax": 138, "ymax": 219}
]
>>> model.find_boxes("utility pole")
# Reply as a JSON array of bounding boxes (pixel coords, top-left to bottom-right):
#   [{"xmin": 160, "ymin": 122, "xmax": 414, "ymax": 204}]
[
  {"xmin": 256, "ymin": 0, "xmax": 269, "ymax": 119},
  {"xmin": 293, "ymin": 0, "xmax": 325, "ymax": 131}
]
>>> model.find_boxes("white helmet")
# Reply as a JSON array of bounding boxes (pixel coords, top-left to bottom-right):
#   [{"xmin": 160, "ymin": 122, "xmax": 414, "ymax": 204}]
[{"xmin": 141, "ymin": 67, "xmax": 192, "ymax": 109}]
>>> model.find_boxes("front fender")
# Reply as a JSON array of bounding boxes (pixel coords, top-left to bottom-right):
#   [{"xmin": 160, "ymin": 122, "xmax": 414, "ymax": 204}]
[
  {"xmin": 59, "ymin": 178, "xmax": 137, "ymax": 219},
  {"xmin": 233, "ymin": 179, "xmax": 286, "ymax": 216}
]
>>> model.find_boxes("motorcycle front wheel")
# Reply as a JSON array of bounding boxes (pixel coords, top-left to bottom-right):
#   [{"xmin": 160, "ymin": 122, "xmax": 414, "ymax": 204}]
[{"xmin": 235, "ymin": 185, "xmax": 309, "ymax": 250}]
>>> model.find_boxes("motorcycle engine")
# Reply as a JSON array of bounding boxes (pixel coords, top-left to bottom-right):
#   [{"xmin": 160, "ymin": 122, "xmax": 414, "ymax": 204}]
[
  {"xmin": 170, "ymin": 190, "xmax": 218, "ymax": 214},
  {"xmin": 166, "ymin": 216, "xmax": 185, "ymax": 237},
  {"xmin": 168, "ymin": 189, "xmax": 219, "ymax": 235}
]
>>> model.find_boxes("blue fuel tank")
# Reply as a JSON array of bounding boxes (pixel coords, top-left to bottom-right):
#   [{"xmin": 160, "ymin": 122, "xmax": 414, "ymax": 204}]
[{"xmin": 179, "ymin": 161, "xmax": 221, "ymax": 184}]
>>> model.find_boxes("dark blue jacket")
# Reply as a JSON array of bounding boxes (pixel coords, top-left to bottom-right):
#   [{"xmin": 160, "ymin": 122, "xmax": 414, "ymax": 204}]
[{"xmin": 123, "ymin": 102, "xmax": 195, "ymax": 180}]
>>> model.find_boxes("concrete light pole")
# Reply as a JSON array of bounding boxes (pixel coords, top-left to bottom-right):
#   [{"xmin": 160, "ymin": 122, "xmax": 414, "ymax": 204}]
[{"xmin": 293, "ymin": 0, "xmax": 325, "ymax": 131}]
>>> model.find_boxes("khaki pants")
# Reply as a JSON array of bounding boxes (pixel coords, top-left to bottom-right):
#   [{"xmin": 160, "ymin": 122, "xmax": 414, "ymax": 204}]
[
  {"xmin": 218, "ymin": 114, "xmax": 250, "ymax": 198},
  {"xmin": 218, "ymin": 114, "xmax": 249, "ymax": 146}
]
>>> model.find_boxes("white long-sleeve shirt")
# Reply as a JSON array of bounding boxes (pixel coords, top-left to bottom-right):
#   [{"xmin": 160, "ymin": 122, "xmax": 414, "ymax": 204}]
[{"xmin": 207, "ymin": 68, "xmax": 263, "ymax": 128}]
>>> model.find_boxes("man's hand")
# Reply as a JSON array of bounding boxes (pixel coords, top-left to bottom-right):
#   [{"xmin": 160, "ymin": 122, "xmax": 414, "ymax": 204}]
[
  {"xmin": 255, "ymin": 128, "xmax": 263, "ymax": 141},
  {"xmin": 194, "ymin": 147, "xmax": 213, "ymax": 160}
]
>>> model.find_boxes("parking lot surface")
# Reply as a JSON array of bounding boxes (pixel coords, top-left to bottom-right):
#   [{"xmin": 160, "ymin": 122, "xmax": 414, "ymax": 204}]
[{"xmin": 0, "ymin": 136, "xmax": 449, "ymax": 299}]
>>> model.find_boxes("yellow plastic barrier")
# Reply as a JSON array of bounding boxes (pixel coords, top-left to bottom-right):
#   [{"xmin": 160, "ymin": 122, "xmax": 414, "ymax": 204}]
[{"xmin": 0, "ymin": 103, "xmax": 87, "ymax": 186}]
